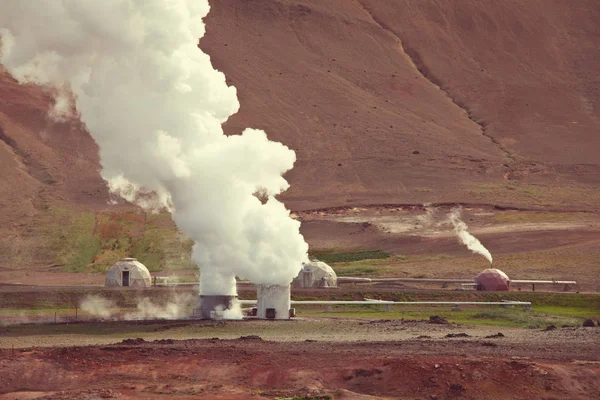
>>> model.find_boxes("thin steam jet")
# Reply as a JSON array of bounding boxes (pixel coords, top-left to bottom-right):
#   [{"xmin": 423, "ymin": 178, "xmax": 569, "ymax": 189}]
[
  {"xmin": 0, "ymin": 1, "xmax": 309, "ymax": 295},
  {"xmin": 448, "ymin": 208, "xmax": 493, "ymax": 264}
]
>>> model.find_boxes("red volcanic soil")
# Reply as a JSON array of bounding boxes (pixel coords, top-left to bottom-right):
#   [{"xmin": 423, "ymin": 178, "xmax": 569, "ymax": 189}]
[{"xmin": 1, "ymin": 334, "xmax": 600, "ymax": 399}]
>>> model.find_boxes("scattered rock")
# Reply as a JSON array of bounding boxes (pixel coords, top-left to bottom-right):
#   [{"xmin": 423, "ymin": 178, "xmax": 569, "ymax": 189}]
[
  {"xmin": 239, "ymin": 335, "xmax": 262, "ymax": 341},
  {"xmin": 485, "ymin": 332, "xmax": 505, "ymax": 338},
  {"xmin": 412, "ymin": 150, "xmax": 420, "ymax": 154},
  {"xmin": 507, "ymin": 360, "xmax": 530, "ymax": 370},
  {"xmin": 372, "ymin": 319, "xmax": 392, "ymax": 324},
  {"xmin": 449, "ymin": 383, "xmax": 466, "ymax": 392},
  {"xmin": 416, "ymin": 335, "xmax": 432, "ymax": 339},
  {"xmin": 353, "ymin": 368, "xmax": 383, "ymax": 378},
  {"xmin": 304, "ymin": 339, "xmax": 317, "ymax": 342},
  {"xmin": 582, "ymin": 319, "xmax": 595, "ymax": 327},
  {"xmin": 429, "ymin": 315, "xmax": 449, "ymax": 325},
  {"xmin": 99, "ymin": 389, "xmax": 117, "ymax": 398},
  {"xmin": 153, "ymin": 339, "xmax": 175, "ymax": 344},
  {"xmin": 445, "ymin": 333, "xmax": 470, "ymax": 338},
  {"xmin": 343, "ymin": 368, "xmax": 383, "ymax": 381},
  {"xmin": 120, "ymin": 338, "xmax": 146, "ymax": 345},
  {"xmin": 428, "ymin": 376, "xmax": 440, "ymax": 387},
  {"xmin": 542, "ymin": 325, "xmax": 556, "ymax": 331},
  {"xmin": 481, "ymin": 342, "xmax": 497, "ymax": 347},
  {"xmin": 100, "ymin": 347, "xmax": 122, "ymax": 351}
]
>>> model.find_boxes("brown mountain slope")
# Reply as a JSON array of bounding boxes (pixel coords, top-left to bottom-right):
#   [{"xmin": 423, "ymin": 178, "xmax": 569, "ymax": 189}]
[
  {"xmin": 201, "ymin": 0, "xmax": 600, "ymax": 209},
  {"xmin": 2, "ymin": 0, "xmax": 599, "ymax": 215},
  {"xmin": 203, "ymin": 0, "xmax": 508, "ymax": 210},
  {"xmin": 358, "ymin": 0, "xmax": 600, "ymax": 173},
  {"xmin": 0, "ymin": 69, "xmax": 108, "ymax": 227},
  {"xmin": 0, "ymin": 0, "xmax": 599, "ymax": 271}
]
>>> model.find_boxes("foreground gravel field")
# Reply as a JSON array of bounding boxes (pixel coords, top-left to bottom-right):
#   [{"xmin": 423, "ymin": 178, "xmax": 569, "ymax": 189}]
[{"xmin": 1, "ymin": 319, "xmax": 600, "ymax": 400}]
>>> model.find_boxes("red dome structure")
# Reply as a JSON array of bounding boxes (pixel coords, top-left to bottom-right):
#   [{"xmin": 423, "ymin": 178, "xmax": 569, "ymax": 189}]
[{"xmin": 475, "ymin": 268, "xmax": 511, "ymax": 291}]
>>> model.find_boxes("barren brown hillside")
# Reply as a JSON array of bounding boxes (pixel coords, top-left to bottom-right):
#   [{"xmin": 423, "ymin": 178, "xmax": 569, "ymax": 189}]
[
  {"xmin": 0, "ymin": 69, "xmax": 108, "ymax": 226},
  {"xmin": 1, "ymin": 0, "xmax": 599, "ymax": 272},
  {"xmin": 203, "ymin": 0, "xmax": 600, "ymax": 209}
]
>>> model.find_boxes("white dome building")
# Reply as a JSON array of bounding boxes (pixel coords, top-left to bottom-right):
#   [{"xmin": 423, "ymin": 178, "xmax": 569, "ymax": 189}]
[
  {"xmin": 105, "ymin": 258, "xmax": 152, "ymax": 288},
  {"xmin": 292, "ymin": 259, "xmax": 337, "ymax": 288}
]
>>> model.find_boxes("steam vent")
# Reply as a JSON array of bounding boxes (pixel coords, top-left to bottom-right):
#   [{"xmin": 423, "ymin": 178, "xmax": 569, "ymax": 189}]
[
  {"xmin": 256, "ymin": 284, "xmax": 292, "ymax": 320},
  {"xmin": 196, "ymin": 295, "xmax": 237, "ymax": 319},
  {"xmin": 475, "ymin": 268, "xmax": 511, "ymax": 291}
]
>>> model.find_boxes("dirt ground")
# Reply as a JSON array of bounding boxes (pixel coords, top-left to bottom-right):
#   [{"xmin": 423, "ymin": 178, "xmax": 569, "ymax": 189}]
[
  {"xmin": 2, "ymin": 206, "xmax": 599, "ymax": 292},
  {"xmin": 1, "ymin": 318, "xmax": 599, "ymax": 399},
  {"xmin": 298, "ymin": 205, "xmax": 600, "ymax": 292}
]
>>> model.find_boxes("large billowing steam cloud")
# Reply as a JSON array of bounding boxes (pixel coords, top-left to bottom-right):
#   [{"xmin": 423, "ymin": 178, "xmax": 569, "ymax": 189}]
[
  {"xmin": 0, "ymin": 1, "xmax": 309, "ymax": 293},
  {"xmin": 448, "ymin": 208, "xmax": 493, "ymax": 264}
]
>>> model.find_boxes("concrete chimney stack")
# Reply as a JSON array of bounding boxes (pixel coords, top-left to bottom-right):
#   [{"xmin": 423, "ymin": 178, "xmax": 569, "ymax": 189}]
[{"xmin": 256, "ymin": 284, "xmax": 291, "ymax": 319}]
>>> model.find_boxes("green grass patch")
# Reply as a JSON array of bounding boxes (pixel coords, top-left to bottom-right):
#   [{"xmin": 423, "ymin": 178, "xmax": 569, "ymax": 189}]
[
  {"xmin": 329, "ymin": 254, "xmax": 410, "ymax": 277},
  {"xmin": 334, "ymin": 265, "xmax": 380, "ymax": 276},
  {"xmin": 296, "ymin": 304, "xmax": 593, "ymax": 328},
  {"xmin": 311, "ymin": 250, "xmax": 390, "ymax": 264},
  {"xmin": 38, "ymin": 208, "xmax": 196, "ymax": 273},
  {"xmin": 332, "ymin": 257, "xmax": 399, "ymax": 277},
  {"xmin": 1, "ymin": 319, "xmax": 187, "ymax": 337},
  {"xmin": 43, "ymin": 208, "xmax": 102, "ymax": 273}
]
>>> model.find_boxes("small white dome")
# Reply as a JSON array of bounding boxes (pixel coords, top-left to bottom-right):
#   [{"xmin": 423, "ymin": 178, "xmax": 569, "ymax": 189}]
[
  {"xmin": 105, "ymin": 258, "xmax": 151, "ymax": 288},
  {"xmin": 292, "ymin": 259, "xmax": 337, "ymax": 288}
]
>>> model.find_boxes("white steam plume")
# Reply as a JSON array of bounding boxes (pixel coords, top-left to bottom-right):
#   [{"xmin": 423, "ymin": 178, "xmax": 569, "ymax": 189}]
[
  {"xmin": 448, "ymin": 208, "xmax": 493, "ymax": 264},
  {"xmin": 0, "ymin": 1, "xmax": 309, "ymax": 293},
  {"xmin": 125, "ymin": 293, "xmax": 194, "ymax": 320},
  {"xmin": 416, "ymin": 204, "xmax": 435, "ymax": 228},
  {"xmin": 215, "ymin": 298, "xmax": 244, "ymax": 320},
  {"xmin": 80, "ymin": 295, "xmax": 116, "ymax": 319}
]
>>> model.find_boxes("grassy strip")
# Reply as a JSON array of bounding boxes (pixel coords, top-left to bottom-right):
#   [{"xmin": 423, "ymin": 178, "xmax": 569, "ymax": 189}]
[
  {"xmin": 296, "ymin": 305, "xmax": 594, "ymax": 328},
  {"xmin": 0, "ymin": 319, "xmax": 194, "ymax": 337},
  {"xmin": 2, "ymin": 289, "xmax": 599, "ymax": 310},
  {"xmin": 310, "ymin": 250, "xmax": 390, "ymax": 264},
  {"xmin": 2, "ymin": 301, "xmax": 596, "ymax": 331}
]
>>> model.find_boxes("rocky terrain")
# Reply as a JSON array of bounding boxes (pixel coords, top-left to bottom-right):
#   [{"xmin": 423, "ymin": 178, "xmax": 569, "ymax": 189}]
[{"xmin": 1, "ymin": 319, "xmax": 600, "ymax": 399}]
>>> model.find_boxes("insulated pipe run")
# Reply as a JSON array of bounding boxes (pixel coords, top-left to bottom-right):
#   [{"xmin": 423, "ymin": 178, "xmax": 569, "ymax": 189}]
[
  {"xmin": 512, "ymin": 280, "xmax": 577, "ymax": 284},
  {"xmin": 337, "ymin": 277, "xmax": 577, "ymax": 285},
  {"xmin": 239, "ymin": 300, "xmax": 532, "ymax": 306},
  {"xmin": 337, "ymin": 277, "xmax": 474, "ymax": 283}
]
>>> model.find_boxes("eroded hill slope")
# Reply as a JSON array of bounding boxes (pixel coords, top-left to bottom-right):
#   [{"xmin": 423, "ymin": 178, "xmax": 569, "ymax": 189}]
[{"xmin": 1, "ymin": 0, "xmax": 599, "ymax": 270}]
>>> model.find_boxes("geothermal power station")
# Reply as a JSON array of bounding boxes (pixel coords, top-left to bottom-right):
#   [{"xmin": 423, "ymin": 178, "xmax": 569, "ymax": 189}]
[{"xmin": 102, "ymin": 257, "xmax": 575, "ymax": 321}]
